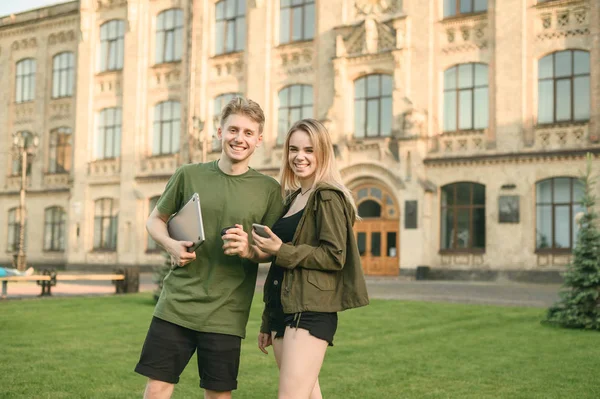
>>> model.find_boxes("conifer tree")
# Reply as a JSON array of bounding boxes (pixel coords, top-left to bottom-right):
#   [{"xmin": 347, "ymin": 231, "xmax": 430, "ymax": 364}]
[{"xmin": 545, "ymin": 154, "xmax": 600, "ymax": 330}]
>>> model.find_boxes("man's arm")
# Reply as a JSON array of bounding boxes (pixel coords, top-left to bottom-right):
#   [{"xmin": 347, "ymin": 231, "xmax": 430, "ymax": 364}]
[{"xmin": 147, "ymin": 207, "xmax": 197, "ymax": 267}]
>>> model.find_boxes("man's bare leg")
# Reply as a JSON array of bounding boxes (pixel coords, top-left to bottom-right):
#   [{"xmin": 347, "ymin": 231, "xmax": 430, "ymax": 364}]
[{"xmin": 143, "ymin": 379, "xmax": 174, "ymax": 399}]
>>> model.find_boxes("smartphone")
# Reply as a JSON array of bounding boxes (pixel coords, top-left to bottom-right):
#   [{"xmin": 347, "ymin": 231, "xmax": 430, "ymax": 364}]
[{"xmin": 252, "ymin": 223, "xmax": 270, "ymax": 238}]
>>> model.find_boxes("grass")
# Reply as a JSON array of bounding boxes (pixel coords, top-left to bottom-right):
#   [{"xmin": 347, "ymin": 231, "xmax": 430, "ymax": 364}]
[{"xmin": 1, "ymin": 294, "xmax": 599, "ymax": 399}]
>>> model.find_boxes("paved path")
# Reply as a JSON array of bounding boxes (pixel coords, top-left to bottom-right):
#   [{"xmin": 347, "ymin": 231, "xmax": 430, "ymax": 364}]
[{"xmin": 1, "ymin": 272, "xmax": 562, "ymax": 308}]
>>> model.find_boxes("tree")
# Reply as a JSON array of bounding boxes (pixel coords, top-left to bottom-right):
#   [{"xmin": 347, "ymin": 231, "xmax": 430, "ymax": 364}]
[{"xmin": 545, "ymin": 154, "xmax": 600, "ymax": 330}]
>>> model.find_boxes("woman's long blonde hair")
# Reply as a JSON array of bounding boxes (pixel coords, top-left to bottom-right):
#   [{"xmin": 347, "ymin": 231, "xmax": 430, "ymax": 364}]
[{"xmin": 279, "ymin": 118, "xmax": 358, "ymax": 215}]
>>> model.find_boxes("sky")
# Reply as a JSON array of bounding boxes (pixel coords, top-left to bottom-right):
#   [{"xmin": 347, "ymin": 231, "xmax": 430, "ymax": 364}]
[{"xmin": 0, "ymin": 0, "xmax": 72, "ymax": 17}]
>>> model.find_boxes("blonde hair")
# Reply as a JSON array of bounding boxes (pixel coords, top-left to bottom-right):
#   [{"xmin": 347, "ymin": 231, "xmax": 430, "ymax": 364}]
[
  {"xmin": 279, "ymin": 118, "xmax": 358, "ymax": 215},
  {"xmin": 220, "ymin": 97, "xmax": 265, "ymax": 133}
]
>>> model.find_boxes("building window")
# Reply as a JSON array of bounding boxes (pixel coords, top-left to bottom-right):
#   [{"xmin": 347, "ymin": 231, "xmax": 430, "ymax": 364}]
[
  {"xmin": 152, "ymin": 101, "xmax": 181, "ymax": 155},
  {"xmin": 443, "ymin": 63, "xmax": 488, "ymax": 132},
  {"xmin": 96, "ymin": 108, "xmax": 122, "ymax": 160},
  {"xmin": 538, "ymin": 50, "xmax": 590, "ymax": 124},
  {"xmin": 213, "ymin": 93, "xmax": 242, "ymax": 151},
  {"xmin": 156, "ymin": 9, "xmax": 184, "ymax": 64},
  {"xmin": 277, "ymin": 85, "xmax": 313, "ymax": 145},
  {"xmin": 7, "ymin": 208, "xmax": 26, "ymax": 252},
  {"xmin": 443, "ymin": 0, "xmax": 487, "ymax": 18},
  {"xmin": 354, "ymin": 74, "xmax": 393, "ymax": 139},
  {"xmin": 15, "ymin": 58, "xmax": 36, "ymax": 103},
  {"xmin": 215, "ymin": 0, "xmax": 246, "ymax": 55},
  {"xmin": 536, "ymin": 177, "xmax": 584, "ymax": 251},
  {"xmin": 52, "ymin": 52, "xmax": 75, "ymax": 98},
  {"xmin": 99, "ymin": 20, "xmax": 125, "ymax": 72},
  {"xmin": 280, "ymin": 0, "xmax": 315, "ymax": 44},
  {"xmin": 441, "ymin": 182, "xmax": 486, "ymax": 251},
  {"xmin": 11, "ymin": 131, "xmax": 34, "ymax": 176},
  {"xmin": 44, "ymin": 207, "xmax": 66, "ymax": 252},
  {"xmin": 93, "ymin": 198, "xmax": 118, "ymax": 251},
  {"xmin": 48, "ymin": 127, "xmax": 72, "ymax": 173},
  {"xmin": 147, "ymin": 196, "xmax": 160, "ymax": 252}
]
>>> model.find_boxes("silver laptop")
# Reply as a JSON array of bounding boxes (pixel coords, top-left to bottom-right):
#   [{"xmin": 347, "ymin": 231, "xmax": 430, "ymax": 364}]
[{"xmin": 167, "ymin": 193, "xmax": 205, "ymax": 253}]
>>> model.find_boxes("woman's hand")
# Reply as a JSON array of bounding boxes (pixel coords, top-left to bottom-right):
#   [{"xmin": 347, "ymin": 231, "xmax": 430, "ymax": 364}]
[
  {"xmin": 252, "ymin": 226, "xmax": 282, "ymax": 256},
  {"xmin": 258, "ymin": 332, "xmax": 272, "ymax": 354}
]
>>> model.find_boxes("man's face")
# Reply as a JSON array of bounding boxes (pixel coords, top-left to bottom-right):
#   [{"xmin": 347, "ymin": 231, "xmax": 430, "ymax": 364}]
[{"xmin": 217, "ymin": 114, "xmax": 262, "ymax": 163}]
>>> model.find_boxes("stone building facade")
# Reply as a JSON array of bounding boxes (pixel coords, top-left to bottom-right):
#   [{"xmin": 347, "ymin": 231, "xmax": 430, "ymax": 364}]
[{"xmin": 0, "ymin": 0, "xmax": 598, "ymax": 279}]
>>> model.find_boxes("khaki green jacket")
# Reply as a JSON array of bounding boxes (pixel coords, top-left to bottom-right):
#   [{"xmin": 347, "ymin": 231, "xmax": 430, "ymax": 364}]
[{"xmin": 261, "ymin": 183, "xmax": 369, "ymax": 333}]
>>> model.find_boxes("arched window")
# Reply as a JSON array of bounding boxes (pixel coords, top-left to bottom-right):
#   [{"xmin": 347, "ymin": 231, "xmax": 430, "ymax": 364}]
[
  {"xmin": 99, "ymin": 20, "xmax": 125, "ymax": 72},
  {"xmin": 444, "ymin": 0, "xmax": 487, "ymax": 18},
  {"xmin": 52, "ymin": 52, "xmax": 75, "ymax": 98},
  {"xmin": 536, "ymin": 177, "xmax": 584, "ymax": 251},
  {"xmin": 156, "ymin": 9, "xmax": 183, "ymax": 63},
  {"xmin": 280, "ymin": 0, "xmax": 315, "ymax": 44},
  {"xmin": 443, "ymin": 63, "xmax": 488, "ymax": 132},
  {"xmin": 96, "ymin": 108, "xmax": 122, "ymax": 159},
  {"xmin": 15, "ymin": 58, "xmax": 36, "ymax": 103},
  {"xmin": 7, "ymin": 207, "xmax": 25, "ymax": 252},
  {"xmin": 152, "ymin": 101, "xmax": 181, "ymax": 155},
  {"xmin": 441, "ymin": 182, "xmax": 486, "ymax": 251},
  {"xmin": 354, "ymin": 74, "xmax": 393, "ymax": 138},
  {"xmin": 147, "ymin": 196, "xmax": 161, "ymax": 252},
  {"xmin": 215, "ymin": 0, "xmax": 246, "ymax": 55},
  {"xmin": 12, "ymin": 131, "xmax": 34, "ymax": 176},
  {"xmin": 94, "ymin": 198, "xmax": 118, "ymax": 250},
  {"xmin": 48, "ymin": 127, "xmax": 72, "ymax": 173},
  {"xmin": 213, "ymin": 93, "xmax": 242, "ymax": 151},
  {"xmin": 538, "ymin": 50, "xmax": 590, "ymax": 124},
  {"xmin": 278, "ymin": 85, "xmax": 313, "ymax": 145},
  {"xmin": 44, "ymin": 207, "xmax": 66, "ymax": 251}
]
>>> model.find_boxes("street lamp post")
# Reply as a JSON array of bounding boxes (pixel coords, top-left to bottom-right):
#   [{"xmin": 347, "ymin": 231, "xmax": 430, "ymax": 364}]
[{"xmin": 12, "ymin": 131, "xmax": 39, "ymax": 271}]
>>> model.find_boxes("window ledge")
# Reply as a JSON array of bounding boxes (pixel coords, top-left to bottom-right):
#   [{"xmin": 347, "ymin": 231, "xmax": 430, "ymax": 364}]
[
  {"xmin": 152, "ymin": 60, "xmax": 182, "ymax": 68},
  {"xmin": 276, "ymin": 39, "xmax": 314, "ymax": 49},
  {"xmin": 95, "ymin": 69, "xmax": 123, "ymax": 76},
  {"xmin": 535, "ymin": 0, "xmax": 583, "ymax": 10},
  {"xmin": 43, "ymin": 250, "xmax": 65, "ymax": 253},
  {"xmin": 440, "ymin": 129, "xmax": 486, "ymax": 137},
  {"xmin": 440, "ymin": 11, "xmax": 487, "ymax": 24},
  {"xmin": 90, "ymin": 249, "xmax": 117, "ymax": 253},
  {"xmin": 211, "ymin": 51, "xmax": 244, "ymax": 60},
  {"xmin": 535, "ymin": 248, "xmax": 572, "ymax": 254},
  {"xmin": 15, "ymin": 100, "xmax": 35, "ymax": 105},
  {"xmin": 535, "ymin": 121, "xmax": 589, "ymax": 129},
  {"xmin": 439, "ymin": 249, "xmax": 486, "ymax": 255},
  {"xmin": 50, "ymin": 95, "xmax": 73, "ymax": 100}
]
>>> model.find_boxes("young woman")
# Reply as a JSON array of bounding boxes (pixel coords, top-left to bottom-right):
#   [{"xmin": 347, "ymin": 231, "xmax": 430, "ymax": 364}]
[{"xmin": 252, "ymin": 119, "xmax": 369, "ymax": 399}]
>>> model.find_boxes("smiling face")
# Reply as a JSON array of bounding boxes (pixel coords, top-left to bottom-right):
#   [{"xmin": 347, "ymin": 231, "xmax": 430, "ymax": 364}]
[
  {"xmin": 288, "ymin": 129, "xmax": 317, "ymax": 184},
  {"xmin": 218, "ymin": 113, "xmax": 263, "ymax": 164}
]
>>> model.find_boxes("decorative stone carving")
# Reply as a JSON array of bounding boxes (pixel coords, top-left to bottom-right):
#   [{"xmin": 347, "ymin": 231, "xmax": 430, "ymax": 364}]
[
  {"xmin": 210, "ymin": 52, "xmax": 245, "ymax": 80},
  {"xmin": 44, "ymin": 173, "xmax": 70, "ymax": 188},
  {"xmin": 11, "ymin": 37, "xmax": 37, "ymax": 51},
  {"xmin": 276, "ymin": 41, "xmax": 314, "ymax": 76},
  {"xmin": 340, "ymin": 18, "xmax": 396, "ymax": 57},
  {"xmin": 536, "ymin": 3, "xmax": 589, "ymax": 41},
  {"xmin": 355, "ymin": 0, "xmax": 402, "ymax": 16},
  {"xmin": 95, "ymin": 72, "xmax": 123, "ymax": 95},
  {"xmin": 151, "ymin": 63, "xmax": 182, "ymax": 89},
  {"xmin": 95, "ymin": 0, "xmax": 127, "ymax": 11},
  {"xmin": 138, "ymin": 154, "xmax": 178, "ymax": 178},
  {"xmin": 48, "ymin": 30, "xmax": 76, "ymax": 45},
  {"xmin": 440, "ymin": 14, "xmax": 488, "ymax": 54},
  {"xmin": 49, "ymin": 101, "xmax": 71, "ymax": 121},
  {"xmin": 340, "ymin": 162, "xmax": 405, "ymax": 190},
  {"xmin": 401, "ymin": 108, "xmax": 427, "ymax": 137},
  {"xmin": 534, "ymin": 123, "xmax": 589, "ymax": 151}
]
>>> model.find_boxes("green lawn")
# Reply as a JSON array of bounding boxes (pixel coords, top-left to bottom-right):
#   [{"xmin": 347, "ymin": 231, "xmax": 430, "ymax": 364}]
[{"xmin": 1, "ymin": 293, "xmax": 599, "ymax": 399}]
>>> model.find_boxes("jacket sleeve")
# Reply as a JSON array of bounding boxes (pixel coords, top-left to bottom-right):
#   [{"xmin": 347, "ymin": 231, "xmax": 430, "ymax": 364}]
[
  {"xmin": 274, "ymin": 190, "xmax": 347, "ymax": 271},
  {"xmin": 260, "ymin": 306, "xmax": 270, "ymax": 334}
]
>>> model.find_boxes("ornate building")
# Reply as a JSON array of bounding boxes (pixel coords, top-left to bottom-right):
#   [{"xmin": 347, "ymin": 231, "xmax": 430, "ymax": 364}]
[{"xmin": 0, "ymin": 0, "xmax": 598, "ymax": 280}]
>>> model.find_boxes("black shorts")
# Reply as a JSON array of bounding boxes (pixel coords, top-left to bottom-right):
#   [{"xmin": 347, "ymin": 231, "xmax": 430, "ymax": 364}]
[
  {"xmin": 134, "ymin": 317, "xmax": 241, "ymax": 392},
  {"xmin": 269, "ymin": 308, "xmax": 338, "ymax": 346}
]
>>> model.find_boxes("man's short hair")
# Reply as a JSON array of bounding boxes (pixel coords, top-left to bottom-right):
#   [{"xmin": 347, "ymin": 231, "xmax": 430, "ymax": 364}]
[{"xmin": 220, "ymin": 97, "xmax": 265, "ymax": 133}]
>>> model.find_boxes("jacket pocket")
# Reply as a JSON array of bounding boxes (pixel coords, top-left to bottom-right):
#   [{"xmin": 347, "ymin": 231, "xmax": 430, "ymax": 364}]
[{"xmin": 306, "ymin": 270, "xmax": 337, "ymax": 291}]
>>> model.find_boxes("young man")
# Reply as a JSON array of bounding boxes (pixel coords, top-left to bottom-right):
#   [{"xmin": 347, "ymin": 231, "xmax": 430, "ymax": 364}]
[{"xmin": 135, "ymin": 97, "xmax": 284, "ymax": 399}]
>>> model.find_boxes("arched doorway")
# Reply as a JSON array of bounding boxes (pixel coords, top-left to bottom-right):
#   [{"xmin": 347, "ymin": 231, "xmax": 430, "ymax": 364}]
[{"xmin": 353, "ymin": 184, "xmax": 400, "ymax": 276}]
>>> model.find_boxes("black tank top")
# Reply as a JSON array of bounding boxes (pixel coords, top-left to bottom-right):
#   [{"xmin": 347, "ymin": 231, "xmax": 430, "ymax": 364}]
[{"xmin": 266, "ymin": 208, "xmax": 304, "ymax": 309}]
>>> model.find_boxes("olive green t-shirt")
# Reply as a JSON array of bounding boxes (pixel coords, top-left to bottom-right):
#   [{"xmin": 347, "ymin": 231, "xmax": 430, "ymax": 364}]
[{"xmin": 154, "ymin": 161, "xmax": 283, "ymax": 338}]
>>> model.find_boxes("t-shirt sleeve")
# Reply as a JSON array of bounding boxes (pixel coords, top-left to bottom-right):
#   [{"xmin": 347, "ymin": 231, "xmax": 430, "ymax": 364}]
[
  {"xmin": 156, "ymin": 166, "xmax": 185, "ymax": 216},
  {"xmin": 261, "ymin": 184, "xmax": 284, "ymax": 228}
]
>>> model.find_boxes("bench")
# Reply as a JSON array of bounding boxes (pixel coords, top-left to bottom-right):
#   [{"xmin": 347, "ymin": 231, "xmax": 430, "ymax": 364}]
[{"xmin": 0, "ymin": 267, "xmax": 140, "ymax": 298}]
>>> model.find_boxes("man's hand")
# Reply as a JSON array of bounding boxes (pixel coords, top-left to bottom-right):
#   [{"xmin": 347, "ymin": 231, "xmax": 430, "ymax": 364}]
[
  {"xmin": 222, "ymin": 224, "xmax": 252, "ymax": 258},
  {"xmin": 258, "ymin": 332, "xmax": 272, "ymax": 354},
  {"xmin": 166, "ymin": 240, "xmax": 197, "ymax": 267}
]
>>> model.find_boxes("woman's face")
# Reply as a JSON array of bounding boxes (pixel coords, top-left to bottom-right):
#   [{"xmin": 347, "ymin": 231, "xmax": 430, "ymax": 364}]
[{"xmin": 288, "ymin": 129, "xmax": 317, "ymax": 183}]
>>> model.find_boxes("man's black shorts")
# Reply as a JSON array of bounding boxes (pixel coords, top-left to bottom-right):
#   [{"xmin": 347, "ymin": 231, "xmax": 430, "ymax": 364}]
[{"xmin": 134, "ymin": 317, "xmax": 241, "ymax": 392}]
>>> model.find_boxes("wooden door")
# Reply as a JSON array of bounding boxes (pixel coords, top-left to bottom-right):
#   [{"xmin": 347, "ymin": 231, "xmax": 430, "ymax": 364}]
[{"xmin": 355, "ymin": 220, "xmax": 399, "ymax": 276}]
